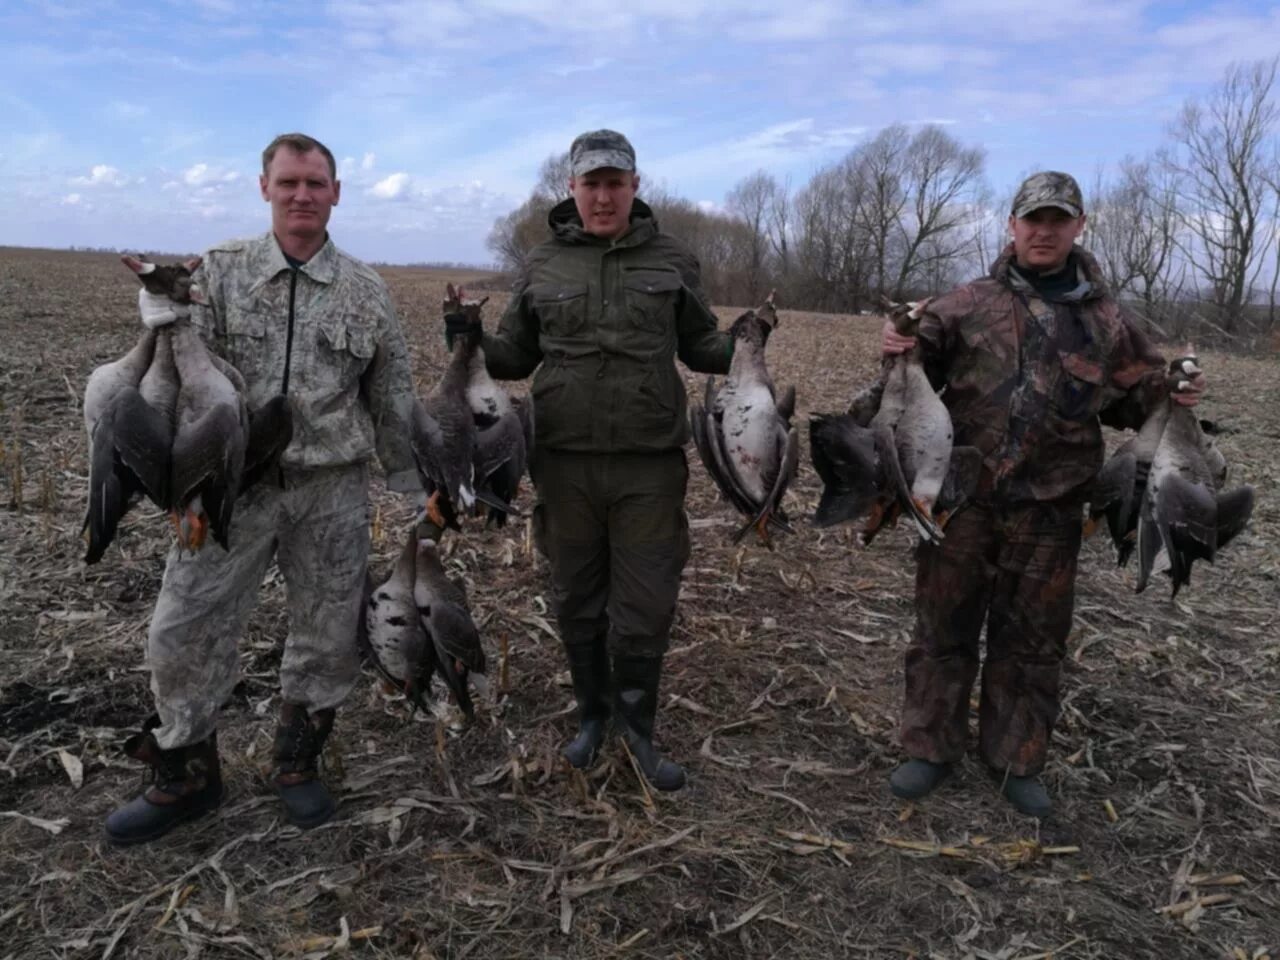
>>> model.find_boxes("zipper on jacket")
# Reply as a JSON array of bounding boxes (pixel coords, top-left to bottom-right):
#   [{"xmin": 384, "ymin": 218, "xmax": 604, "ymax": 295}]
[{"xmin": 281, "ymin": 269, "xmax": 298, "ymax": 396}]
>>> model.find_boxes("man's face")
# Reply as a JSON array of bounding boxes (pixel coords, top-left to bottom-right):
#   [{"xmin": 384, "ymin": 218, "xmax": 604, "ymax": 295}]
[
  {"xmin": 260, "ymin": 146, "xmax": 340, "ymax": 243},
  {"xmin": 1008, "ymin": 207, "xmax": 1086, "ymax": 271},
  {"xmin": 570, "ymin": 167, "xmax": 639, "ymax": 240}
]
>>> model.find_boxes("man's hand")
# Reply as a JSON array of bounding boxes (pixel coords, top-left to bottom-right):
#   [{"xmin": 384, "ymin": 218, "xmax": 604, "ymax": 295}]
[
  {"xmin": 138, "ymin": 288, "xmax": 189, "ymax": 329},
  {"xmin": 443, "ymin": 282, "xmax": 484, "ymax": 350},
  {"xmin": 445, "ymin": 311, "xmax": 481, "ymax": 347},
  {"xmin": 1172, "ymin": 372, "xmax": 1206, "ymax": 407},
  {"xmin": 1168, "ymin": 354, "xmax": 1206, "ymax": 407},
  {"xmin": 882, "ymin": 319, "xmax": 917, "ymax": 356}
]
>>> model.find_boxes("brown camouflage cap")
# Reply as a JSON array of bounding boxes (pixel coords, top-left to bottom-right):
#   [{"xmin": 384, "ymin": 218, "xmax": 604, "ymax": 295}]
[
  {"xmin": 1011, "ymin": 171, "xmax": 1084, "ymax": 219},
  {"xmin": 569, "ymin": 129, "xmax": 636, "ymax": 176}
]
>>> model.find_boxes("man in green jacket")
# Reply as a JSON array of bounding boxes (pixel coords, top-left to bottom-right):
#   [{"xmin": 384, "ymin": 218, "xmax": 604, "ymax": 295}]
[{"xmin": 448, "ymin": 130, "xmax": 732, "ymax": 790}]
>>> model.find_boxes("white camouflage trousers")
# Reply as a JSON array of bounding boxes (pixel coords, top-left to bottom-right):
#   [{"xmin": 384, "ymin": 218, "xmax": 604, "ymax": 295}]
[{"xmin": 146, "ymin": 463, "xmax": 370, "ymax": 749}]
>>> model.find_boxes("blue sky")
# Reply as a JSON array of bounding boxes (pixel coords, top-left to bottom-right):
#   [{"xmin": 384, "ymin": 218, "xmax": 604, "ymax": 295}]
[{"xmin": 2, "ymin": 0, "xmax": 1278, "ymax": 265}]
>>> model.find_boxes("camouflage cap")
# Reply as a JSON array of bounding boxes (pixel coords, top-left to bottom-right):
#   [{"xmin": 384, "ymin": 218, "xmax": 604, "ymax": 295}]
[
  {"xmin": 1011, "ymin": 171, "xmax": 1084, "ymax": 219},
  {"xmin": 569, "ymin": 129, "xmax": 636, "ymax": 177}
]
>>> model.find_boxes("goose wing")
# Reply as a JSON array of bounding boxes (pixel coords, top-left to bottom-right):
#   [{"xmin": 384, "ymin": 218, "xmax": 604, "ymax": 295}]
[
  {"xmin": 809, "ymin": 412, "xmax": 881, "ymax": 528},
  {"xmin": 240, "ymin": 395, "xmax": 294, "ymax": 494}
]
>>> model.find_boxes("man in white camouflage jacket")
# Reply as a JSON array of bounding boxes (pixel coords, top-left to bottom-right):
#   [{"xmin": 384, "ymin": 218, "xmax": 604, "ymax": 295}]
[{"xmin": 105, "ymin": 133, "xmax": 420, "ymax": 844}]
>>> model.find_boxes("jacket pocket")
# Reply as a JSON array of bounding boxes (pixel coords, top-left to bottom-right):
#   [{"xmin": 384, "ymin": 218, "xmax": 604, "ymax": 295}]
[
  {"xmin": 224, "ymin": 307, "xmax": 269, "ymax": 386},
  {"xmin": 622, "ymin": 268, "xmax": 681, "ymax": 334},
  {"xmin": 531, "ymin": 363, "xmax": 589, "ymax": 448},
  {"xmin": 1054, "ymin": 350, "xmax": 1106, "ymax": 422},
  {"xmin": 617, "ymin": 367, "xmax": 679, "ymax": 445},
  {"xmin": 531, "ymin": 282, "xmax": 589, "ymax": 337},
  {"xmin": 316, "ymin": 314, "xmax": 377, "ymax": 388}
]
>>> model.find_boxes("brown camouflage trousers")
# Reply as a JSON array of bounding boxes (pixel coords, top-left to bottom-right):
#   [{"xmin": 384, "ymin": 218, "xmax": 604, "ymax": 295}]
[
  {"xmin": 900, "ymin": 499, "xmax": 1082, "ymax": 776},
  {"xmin": 146, "ymin": 463, "xmax": 370, "ymax": 749},
  {"xmin": 531, "ymin": 449, "xmax": 691, "ymax": 659}
]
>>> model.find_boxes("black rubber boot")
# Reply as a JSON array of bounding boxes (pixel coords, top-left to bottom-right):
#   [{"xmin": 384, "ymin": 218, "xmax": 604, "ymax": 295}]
[
  {"xmin": 612, "ymin": 655, "xmax": 686, "ymax": 792},
  {"xmin": 105, "ymin": 716, "xmax": 224, "ymax": 845},
  {"xmin": 273, "ymin": 703, "xmax": 337, "ymax": 828},
  {"xmin": 889, "ymin": 758, "xmax": 952, "ymax": 800},
  {"xmin": 1000, "ymin": 774, "xmax": 1052, "ymax": 818},
  {"xmin": 562, "ymin": 640, "xmax": 610, "ymax": 770}
]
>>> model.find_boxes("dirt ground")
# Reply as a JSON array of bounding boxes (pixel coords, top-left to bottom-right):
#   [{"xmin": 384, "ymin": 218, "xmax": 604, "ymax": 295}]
[{"xmin": 0, "ymin": 246, "xmax": 1277, "ymax": 960}]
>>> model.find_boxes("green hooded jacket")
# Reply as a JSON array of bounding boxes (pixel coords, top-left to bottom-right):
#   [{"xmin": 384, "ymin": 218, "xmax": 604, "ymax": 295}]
[{"xmin": 482, "ymin": 198, "xmax": 733, "ymax": 453}]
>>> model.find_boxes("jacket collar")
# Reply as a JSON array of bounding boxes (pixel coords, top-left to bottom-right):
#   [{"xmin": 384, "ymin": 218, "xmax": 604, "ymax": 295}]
[
  {"xmin": 248, "ymin": 231, "xmax": 339, "ymax": 293},
  {"xmin": 546, "ymin": 197, "xmax": 659, "ymax": 249},
  {"xmin": 990, "ymin": 243, "xmax": 1110, "ymax": 303}
]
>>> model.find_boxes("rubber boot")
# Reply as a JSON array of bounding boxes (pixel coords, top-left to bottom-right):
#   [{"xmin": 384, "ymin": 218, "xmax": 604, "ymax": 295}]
[
  {"xmin": 889, "ymin": 758, "xmax": 952, "ymax": 800},
  {"xmin": 104, "ymin": 715, "xmax": 223, "ymax": 845},
  {"xmin": 562, "ymin": 640, "xmax": 610, "ymax": 769},
  {"xmin": 1000, "ymin": 774, "xmax": 1052, "ymax": 818},
  {"xmin": 273, "ymin": 703, "xmax": 337, "ymax": 828},
  {"xmin": 611, "ymin": 655, "xmax": 686, "ymax": 792}
]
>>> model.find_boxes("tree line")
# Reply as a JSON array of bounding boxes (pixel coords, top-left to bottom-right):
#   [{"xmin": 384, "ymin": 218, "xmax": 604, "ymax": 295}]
[{"xmin": 488, "ymin": 58, "xmax": 1280, "ymax": 349}]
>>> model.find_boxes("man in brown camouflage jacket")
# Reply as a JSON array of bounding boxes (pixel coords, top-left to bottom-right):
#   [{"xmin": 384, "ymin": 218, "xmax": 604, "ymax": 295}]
[
  {"xmin": 882, "ymin": 171, "xmax": 1205, "ymax": 817},
  {"xmin": 106, "ymin": 133, "xmax": 420, "ymax": 844}
]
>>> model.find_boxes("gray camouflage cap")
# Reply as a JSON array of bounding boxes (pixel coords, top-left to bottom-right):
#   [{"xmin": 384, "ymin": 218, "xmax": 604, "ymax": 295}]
[
  {"xmin": 569, "ymin": 129, "xmax": 636, "ymax": 177},
  {"xmin": 1012, "ymin": 171, "xmax": 1084, "ymax": 219}
]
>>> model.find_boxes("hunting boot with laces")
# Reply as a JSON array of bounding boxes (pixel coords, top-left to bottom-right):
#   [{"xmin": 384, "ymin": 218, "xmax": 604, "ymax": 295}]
[
  {"xmin": 104, "ymin": 715, "xmax": 224, "ymax": 845},
  {"xmin": 272, "ymin": 702, "xmax": 337, "ymax": 828},
  {"xmin": 562, "ymin": 639, "xmax": 610, "ymax": 769},
  {"xmin": 612, "ymin": 654, "xmax": 686, "ymax": 791}
]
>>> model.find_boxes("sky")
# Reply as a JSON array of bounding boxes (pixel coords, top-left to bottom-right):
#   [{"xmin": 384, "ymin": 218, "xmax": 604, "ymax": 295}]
[{"xmin": 2, "ymin": 0, "xmax": 1278, "ymax": 265}]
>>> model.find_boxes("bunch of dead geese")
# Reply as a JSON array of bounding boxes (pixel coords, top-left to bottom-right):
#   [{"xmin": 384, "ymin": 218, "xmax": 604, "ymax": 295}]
[
  {"xmin": 83, "ymin": 266, "xmax": 1256, "ymax": 722},
  {"xmin": 82, "ymin": 255, "xmax": 292, "ymax": 564},
  {"xmin": 693, "ymin": 294, "xmax": 1255, "ymax": 599}
]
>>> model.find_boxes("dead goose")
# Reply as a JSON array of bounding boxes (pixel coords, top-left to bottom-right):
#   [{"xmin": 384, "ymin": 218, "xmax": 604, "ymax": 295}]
[
  {"xmin": 82, "ymin": 256, "xmax": 202, "ymax": 563},
  {"xmin": 690, "ymin": 292, "xmax": 799, "ymax": 546},
  {"xmin": 169, "ymin": 320, "xmax": 248, "ymax": 552},
  {"xmin": 809, "ymin": 412, "xmax": 981, "ymax": 533},
  {"xmin": 411, "ymin": 290, "xmax": 516, "ymax": 530},
  {"xmin": 365, "ymin": 528, "xmax": 437, "ymax": 715},
  {"xmin": 1136, "ymin": 356, "xmax": 1255, "ymax": 597},
  {"xmin": 413, "ymin": 537, "xmax": 486, "ymax": 719},
  {"xmin": 1085, "ymin": 402, "xmax": 1170, "ymax": 566},
  {"xmin": 448, "ymin": 283, "xmax": 530, "ymax": 528},
  {"xmin": 863, "ymin": 298, "xmax": 953, "ymax": 544}
]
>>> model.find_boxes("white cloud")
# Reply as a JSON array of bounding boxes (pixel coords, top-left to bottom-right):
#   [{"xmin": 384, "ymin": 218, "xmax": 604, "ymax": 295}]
[
  {"xmin": 183, "ymin": 163, "xmax": 241, "ymax": 186},
  {"xmin": 370, "ymin": 172, "xmax": 411, "ymax": 199},
  {"xmin": 71, "ymin": 164, "xmax": 126, "ymax": 187},
  {"xmin": 61, "ymin": 193, "xmax": 82, "ymax": 205},
  {"xmin": 362, "ymin": 151, "xmax": 376, "ymax": 171}
]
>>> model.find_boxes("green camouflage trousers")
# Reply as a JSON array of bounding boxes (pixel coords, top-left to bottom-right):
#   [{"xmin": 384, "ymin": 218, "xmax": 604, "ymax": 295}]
[
  {"xmin": 146, "ymin": 463, "xmax": 370, "ymax": 749},
  {"xmin": 531, "ymin": 449, "xmax": 691, "ymax": 658},
  {"xmin": 900, "ymin": 498, "xmax": 1082, "ymax": 776}
]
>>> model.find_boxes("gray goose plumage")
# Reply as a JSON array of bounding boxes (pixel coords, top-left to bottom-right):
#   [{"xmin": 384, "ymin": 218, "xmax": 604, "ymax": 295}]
[
  {"xmin": 1136, "ymin": 356, "xmax": 1255, "ymax": 597},
  {"xmin": 365, "ymin": 528, "xmax": 437, "ymax": 715},
  {"xmin": 451, "ymin": 284, "xmax": 529, "ymax": 527},
  {"xmin": 1085, "ymin": 401, "xmax": 1170, "ymax": 566},
  {"xmin": 864, "ymin": 298, "xmax": 954, "ymax": 544},
  {"xmin": 413, "ymin": 537, "xmax": 486, "ymax": 719},
  {"xmin": 169, "ymin": 320, "xmax": 248, "ymax": 551},
  {"xmin": 82, "ymin": 327, "xmax": 173, "ymax": 563},
  {"xmin": 690, "ymin": 292, "xmax": 799, "ymax": 546}
]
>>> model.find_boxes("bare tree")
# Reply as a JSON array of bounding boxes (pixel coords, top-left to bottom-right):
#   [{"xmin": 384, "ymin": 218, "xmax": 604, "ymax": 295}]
[
  {"xmin": 1167, "ymin": 58, "xmax": 1278, "ymax": 333},
  {"xmin": 725, "ymin": 171, "xmax": 780, "ymax": 302},
  {"xmin": 485, "ymin": 152, "xmax": 573, "ymax": 272},
  {"xmin": 1089, "ymin": 155, "xmax": 1183, "ymax": 327},
  {"xmin": 891, "ymin": 125, "xmax": 987, "ymax": 297},
  {"xmin": 851, "ymin": 125, "xmax": 910, "ymax": 300}
]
